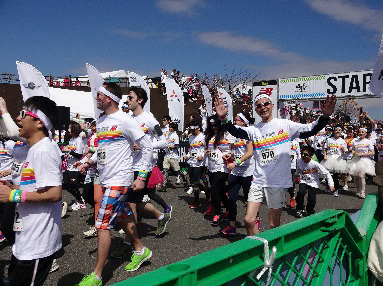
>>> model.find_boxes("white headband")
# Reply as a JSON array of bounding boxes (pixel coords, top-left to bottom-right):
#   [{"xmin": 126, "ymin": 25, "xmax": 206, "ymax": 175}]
[
  {"xmin": 237, "ymin": 113, "xmax": 249, "ymax": 125},
  {"xmin": 254, "ymin": 94, "xmax": 272, "ymax": 103},
  {"xmin": 31, "ymin": 108, "xmax": 53, "ymax": 130},
  {"xmin": 98, "ymin": 86, "xmax": 121, "ymax": 103},
  {"xmin": 360, "ymin": 128, "xmax": 367, "ymax": 132},
  {"xmin": 188, "ymin": 125, "xmax": 199, "ymax": 130}
]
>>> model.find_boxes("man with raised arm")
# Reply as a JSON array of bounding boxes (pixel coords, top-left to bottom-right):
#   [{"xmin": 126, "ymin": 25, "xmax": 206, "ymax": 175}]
[{"xmin": 214, "ymin": 93, "xmax": 336, "ymax": 234}]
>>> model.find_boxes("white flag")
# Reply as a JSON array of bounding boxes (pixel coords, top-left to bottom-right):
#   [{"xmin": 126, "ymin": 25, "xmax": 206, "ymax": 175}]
[
  {"xmin": 371, "ymin": 34, "xmax": 383, "ymax": 97},
  {"xmin": 163, "ymin": 77, "xmax": 184, "ymax": 132},
  {"xmin": 202, "ymin": 85, "xmax": 213, "ymax": 116},
  {"xmin": 217, "ymin": 88, "xmax": 233, "ymax": 122},
  {"xmin": 86, "ymin": 63, "xmax": 103, "ymax": 119},
  {"xmin": 16, "ymin": 61, "xmax": 50, "ymax": 101},
  {"xmin": 128, "ymin": 72, "xmax": 150, "ymax": 113}
]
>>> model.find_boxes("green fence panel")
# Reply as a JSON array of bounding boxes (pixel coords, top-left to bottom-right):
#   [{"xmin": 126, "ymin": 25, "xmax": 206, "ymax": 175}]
[{"xmin": 114, "ymin": 194, "xmax": 380, "ymax": 286}]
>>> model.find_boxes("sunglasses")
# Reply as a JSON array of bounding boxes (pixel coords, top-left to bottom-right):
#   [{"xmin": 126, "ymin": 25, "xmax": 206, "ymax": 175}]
[
  {"xmin": 255, "ymin": 101, "xmax": 271, "ymax": 109},
  {"xmin": 302, "ymin": 153, "xmax": 313, "ymax": 157},
  {"xmin": 20, "ymin": 109, "xmax": 39, "ymax": 120}
]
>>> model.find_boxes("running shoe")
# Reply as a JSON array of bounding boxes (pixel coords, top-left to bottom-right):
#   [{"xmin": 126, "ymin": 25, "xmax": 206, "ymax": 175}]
[
  {"xmin": 356, "ymin": 192, "xmax": 366, "ymax": 199},
  {"xmin": 220, "ymin": 226, "xmax": 238, "ymax": 236},
  {"xmin": 176, "ymin": 175, "xmax": 181, "ymax": 184},
  {"xmin": 154, "ymin": 213, "xmax": 170, "ymax": 236},
  {"xmin": 334, "ymin": 190, "xmax": 339, "ymax": 197},
  {"xmin": 118, "ymin": 229, "xmax": 125, "ymax": 234},
  {"xmin": 296, "ymin": 210, "xmax": 304, "ymax": 218},
  {"xmin": 125, "ymin": 248, "xmax": 152, "ymax": 272},
  {"xmin": 164, "ymin": 204, "xmax": 173, "ymax": 217},
  {"xmin": 289, "ymin": 198, "xmax": 296, "ymax": 208},
  {"xmin": 211, "ymin": 215, "xmax": 223, "ymax": 226},
  {"xmin": 204, "ymin": 205, "xmax": 214, "ymax": 216},
  {"xmin": 71, "ymin": 202, "xmax": 86, "ymax": 211},
  {"xmin": 49, "ymin": 259, "xmax": 59, "ymax": 273},
  {"xmin": 189, "ymin": 201, "xmax": 200, "ymax": 209},
  {"xmin": 76, "ymin": 272, "xmax": 102, "ymax": 286},
  {"xmin": 111, "ymin": 242, "xmax": 132, "ymax": 259},
  {"xmin": 255, "ymin": 216, "xmax": 261, "ymax": 232},
  {"xmin": 0, "ymin": 231, "xmax": 6, "ymax": 243},
  {"xmin": 186, "ymin": 187, "xmax": 193, "ymax": 195},
  {"xmin": 342, "ymin": 185, "xmax": 348, "ymax": 191},
  {"xmin": 62, "ymin": 202, "xmax": 68, "ymax": 217},
  {"xmin": 83, "ymin": 226, "xmax": 98, "ymax": 237}
]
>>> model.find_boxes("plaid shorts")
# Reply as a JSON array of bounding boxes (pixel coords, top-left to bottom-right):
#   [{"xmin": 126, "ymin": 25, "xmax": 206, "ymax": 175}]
[{"xmin": 95, "ymin": 186, "xmax": 130, "ymax": 230}]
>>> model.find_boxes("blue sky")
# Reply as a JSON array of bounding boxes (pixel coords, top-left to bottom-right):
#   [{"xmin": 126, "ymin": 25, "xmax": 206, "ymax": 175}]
[{"xmin": 1, "ymin": 0, "xmax": 383, "ymax": 118}]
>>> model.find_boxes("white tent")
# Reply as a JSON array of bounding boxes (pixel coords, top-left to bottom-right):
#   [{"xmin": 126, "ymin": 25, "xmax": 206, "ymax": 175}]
[
  {"xmin": 49, "ymin": 87, "xmax": 96, "ymax": 118},
  {"xmin": 100, "ymin": 70, "xmax": 129, "ymax": 78}
]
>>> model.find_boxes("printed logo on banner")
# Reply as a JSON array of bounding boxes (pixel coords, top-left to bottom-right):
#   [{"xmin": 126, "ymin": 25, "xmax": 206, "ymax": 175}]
[
  {"xmin": 295, "ymin": 83, "xmax": 307, "ymax": 93},
  {"xmin": 259, "ymin": 87, "xmax": 273, "ymax": 96},
  {"xmin": 23, "ymin": 82, "xmax": 42, "ymax": 90},
  {"xmin": 169, "ymin": 90, "xmax": 180, "ymax": 102}
]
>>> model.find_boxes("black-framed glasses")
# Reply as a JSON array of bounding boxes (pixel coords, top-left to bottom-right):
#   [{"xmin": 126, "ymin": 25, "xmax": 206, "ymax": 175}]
[{"xmin": 255, "ymin": 101, "xmax": 271, "ymax": 109}]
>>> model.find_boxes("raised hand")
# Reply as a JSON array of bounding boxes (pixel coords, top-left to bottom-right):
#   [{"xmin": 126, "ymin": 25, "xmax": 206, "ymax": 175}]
[
  {"xmin": 321, "ymin": 94, "xmax": 337, "ymax": 118},
  {"xmin": 214, "ymin": 98, "xmax": 228, "ymax": 120}
]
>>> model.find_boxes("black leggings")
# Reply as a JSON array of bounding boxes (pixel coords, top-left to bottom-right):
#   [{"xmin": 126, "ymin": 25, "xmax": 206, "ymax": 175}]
[
  {"xmin": 296, "ymin": 183, "xmax": 319, "ymax": 214},
  {"xmin": 147, "ymin": 189, "xmax": 168, "ymax": 211},
  {"xmin": 189, "ymin": 167, "xmax": 206, "ymax": 203},
  {"xmin": 63, "ymin": 171, "xmax": 83, "ymax": 202},
  {"xmin": 208, "ymin": 171, "xmax": 228, "ymax": 216},
  {"xmin": 227, "ymin": 174, "xmax": 252, "ymax": 221}
]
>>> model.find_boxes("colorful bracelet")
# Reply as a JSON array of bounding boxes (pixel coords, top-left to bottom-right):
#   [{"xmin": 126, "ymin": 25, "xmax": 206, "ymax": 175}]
[
  {"xmin": 221, "ymin": 117, "xmax": 229, "ymax": 124},
  {"xmin": 10, "ymin": 189, "xmax": 23, "ymax": 203},
  {"xmin": 235, "ymin": 158, "xmax": 242, "ymax": 166},
  {"xmin": 137, "ymin": 177, "xmax": 146, "ymax": 181},
  {"xmin": 138, "ymin": 170, "xmax": 148, "ymax": 180},
  {"xmin": 21, "ymin": 190, "xmax": 27, "ymax": 203},
  {"xmin": 9, "ymin": 189, "xmax": 15, "ymax": 202}
]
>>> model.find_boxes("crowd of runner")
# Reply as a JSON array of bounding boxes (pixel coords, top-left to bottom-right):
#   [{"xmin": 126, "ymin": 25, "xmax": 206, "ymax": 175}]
[{"xmin": 0, "ymin": 80, "xmax": 380, "ymax": 285}]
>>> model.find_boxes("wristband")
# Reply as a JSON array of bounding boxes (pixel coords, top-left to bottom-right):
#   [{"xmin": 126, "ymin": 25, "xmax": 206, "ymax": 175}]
[
  {"xmin": 138, "ymin": 170, "xmax": 148, "ymax": 179},
  {"xmin": 9, "ymin": 189, "xmax": 15, "ymax": 202},
  {"xmin": 137, "ymin": 176, "xmax": 146, "ymax": 181},
  {"xmin": 221, "ymin": 117, "xmax": 229, "ymax": 124},
  {"xmin": 21, "ymin": 190, "xmax": 27, "ymax": 203},
  {"xmin": 10, "ymin": 189, "xmax": 22, "ymax": 203},
  {"xmin": 235, "ymin": 158, "xmax": 242, "ymax": 166}
]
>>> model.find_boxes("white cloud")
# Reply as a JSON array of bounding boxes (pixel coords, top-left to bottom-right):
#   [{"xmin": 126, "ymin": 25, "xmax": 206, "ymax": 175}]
[
  {"xmin": 157, "ymin": 0, "xmax": 203, "ymax": 14},
  {"xmin": 306, "ymin": 0, "xmax": 383, "ymax": 32}
]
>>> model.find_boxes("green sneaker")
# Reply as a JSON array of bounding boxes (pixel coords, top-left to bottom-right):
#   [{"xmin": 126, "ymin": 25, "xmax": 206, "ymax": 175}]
[
  {"xmin": 76, "ymin": 272, "xmax": 102, "ymax": 286},
  {"xmin": 154, "ymin": 213, "xmax": 170, "ymax": 236},
  {"xmin": 125, "ymin": 248, "xmax": 152, "ymax": 272}
]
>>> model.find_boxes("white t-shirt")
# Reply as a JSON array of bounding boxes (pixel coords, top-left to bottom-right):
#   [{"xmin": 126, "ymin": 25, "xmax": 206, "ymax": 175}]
[
  {"xmin": 296, "ymin": 158, "xmax": 334, "ymax": 189},
  {"xmin": 290, "ymin": 139, "xmax": 301, "ymax": 170},
  {"xmin": 132, "ymin": 111, "xmax": 164, "ymax": 171},
  {"xmin": 352, "ymin": 138, "xmax": 374, "ymax": 159},
  {"xmin": 324, "ymin": 137, "xmax": 346, "ymax": 159},
  {"xmin": 162, "ymin": 125, "xmax": 170, "ymax": 138},
  {"xmin": 0, "ymin": 140, "xmax": 15, "ymax": 181},
  {"xmin": 207, "ymin": 133, "xmax": 233, "ymax": 173},
  {"xmin": 230, "ymin": 133, "xmax": 254, "ymax": 177},
  {"xmin": 344, "ymin": 137, "xmax": 354, "ymax": 160},
  {"xmin": 13, "ymin": 137, "xmax": 62, "ymax": 260},
  {"xmin": 165, "ymin": 132, "xmax": 180, "ymax": 159},
  {"xmin": 246, "ymin": 117, "xmax": 323, "ymax": 188},
  {"xmin": 96, "ymin": 110, "xmax": 145, "ymax": 187},
  {"xmin": 11, "ymin": 141, "xmax": 29, "ymax": 186},
  {"xmin": 188, "ymin": 133, "xmax": 205, "ymax": 168},
  {"xmin": 67, "ymin": 136, "xmax": 84, "ymax": 171}
]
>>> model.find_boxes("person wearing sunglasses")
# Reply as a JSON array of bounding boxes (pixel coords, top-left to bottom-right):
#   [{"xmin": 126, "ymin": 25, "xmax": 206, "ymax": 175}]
[
  {"xmin": 215, "ymin": 93, "xmax": 336, "ymax": 232},
  {"xmin": 0, "ymin": 96, "xmax": 62, "ymax": 286},
  {"xmin": 295, "ymin": 145, "xmax": 334, "ymax": 218}
]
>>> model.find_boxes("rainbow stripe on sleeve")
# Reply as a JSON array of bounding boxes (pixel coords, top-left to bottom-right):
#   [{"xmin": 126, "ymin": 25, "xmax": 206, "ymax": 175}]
[
  {"xmin": 233, "ymin": 141, "xmax": 246, "ymax": 150},
  {"xmin": 67, "ymin": 145, "xmax": 76, "ymax": 151},
  {"xmin": 97, "ymin": 131, "xmax": 124, "ymax": 143},
  {"xmin": 190, "ymin": 142, "xmax": 204, "ymax": 149},
  {"xmin": 0, "ymin": 149, "xmax": 9, "ymax": 156},
  {"xmin": 14, "ymin": 141, "xmax": 28, "ymax": 148},
  {"xmin": 20, "ymin": 168, "xmax": 36, "ymax": 185},
  {"xmin": 253, "ymin": 132, "xmax": 290, "ymax": 150}
]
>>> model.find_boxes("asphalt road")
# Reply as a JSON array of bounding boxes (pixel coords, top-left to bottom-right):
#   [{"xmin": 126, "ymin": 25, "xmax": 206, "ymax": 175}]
[{"xmin": 0, "ymin": 177, "xmax": 376, "ymax": 285}]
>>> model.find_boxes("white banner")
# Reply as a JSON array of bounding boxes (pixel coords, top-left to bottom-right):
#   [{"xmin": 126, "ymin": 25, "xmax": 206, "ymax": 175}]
[
  {"xmin": 128, "ymin": 71, "xmax": 151, "ymax": 113},
  {"xmin": 279, "ymin": 70, "xmax": 375, "ymax": 100},
  {"xmin": 86, "ymin": 63, "xmax": 103, "ymax": 119},
  {"xmin": 370, "ymin": 34, "xmax": 383, "ymax": 97},
  {"xmin": 16, "ymin": 61, "xmax": 50, "ymax": 101},
  {"xmin": 217, "ymin": 88, "xmax": 233, "ymax": 122},
  {"xmin": 253, "ymin": 83, "xmax": 278, "ymax": 122},
  {"xmin": 163, "ymin": 77, "xmax": 184, "ymax": 132},
  {"xmin": 201, "ymin": 85, "xmax": 213, "ymax": 116}
]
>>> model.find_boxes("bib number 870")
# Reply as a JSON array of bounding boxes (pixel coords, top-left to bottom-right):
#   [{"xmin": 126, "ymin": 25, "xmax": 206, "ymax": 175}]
[{"xmin": 261, "ymin": 150, "xmax": 274, "ymax": 160}]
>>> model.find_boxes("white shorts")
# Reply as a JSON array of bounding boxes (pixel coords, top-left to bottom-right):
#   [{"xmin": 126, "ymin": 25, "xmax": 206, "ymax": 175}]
[{"xmin": 248, "ymin": 181, "xmax": 287, "ymax": 209}]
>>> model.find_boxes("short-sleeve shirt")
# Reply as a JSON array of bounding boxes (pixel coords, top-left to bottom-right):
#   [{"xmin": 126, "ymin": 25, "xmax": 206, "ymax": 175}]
[
  {"xmin": 165, "ymin": 132, "xmax": 180, "ymax": 159},
  {"xmin": 324, "ymin": 137, "xmax": 347, "ymax": 159},
  {"xmin": 67, "ymin": 136, "xmax": 84, "ymax": 171},
  {"xmin": 188, "ymin": 133, "xmax": 205, "ymax": 168},
  {"xmin": 207, "ymin": 133, "xmax": 233, "ymax": 173}
]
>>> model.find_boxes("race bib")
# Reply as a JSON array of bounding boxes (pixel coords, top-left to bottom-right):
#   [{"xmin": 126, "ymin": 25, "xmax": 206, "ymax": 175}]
[
  {"xmin": 234, "ymin": 153, "xmax": 242, "ymax": 160},
  {"xmin": 259, "ymin": 148, "xmax": 278, "ymax": 165},
  {"xmin": 11, "ymin": 161, "xmax": 23, "ymax": 176},
  {"xmin": 301, "ymin": 174, "xmax": 312, "ymax": 183},
  {"xmin": 209, "ymin": 151, "xmax": 220, "ymax": 161},
  {"xmin": 290, "ymin": 154, "xmax": 295, "ymax": 163},
  {"xmin": 191, "ymin": 150, "xmax": 198, "ymax": 158},
  {"xmin": 97, "ymin": 148, "xmax": 107, "ymax": 165},
  {"xmin": 13, "ymin": 211, "xmax": 23, "ymax": 232}
]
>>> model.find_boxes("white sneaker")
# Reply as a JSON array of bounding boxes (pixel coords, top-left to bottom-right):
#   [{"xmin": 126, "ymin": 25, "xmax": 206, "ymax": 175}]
[
  {"xmin": 334, "ymin": 190, "xmax": 339, "ymax": 197},
  {"xmin": 83, "ymin": 226, "xmax": 97, "ymax": 237},
  {"xmin": 142, "ymin": 195, "xmax": 150, "ymax": 202},
  {"xmin": 348, "ymin": 176, "xmax": 352, "ymax": 182},
  {"xmin": 62, "ymin": 202, "xmax": 68, "ymax": 218},
  {"xmin": 119, "ymin": 229, "xmax": 125, "ymax": 234},
  {"xmin": 71, "ymin": 202, "xmax": 86, "ymax": 211},
  {"xmin": 49, "ymin": 259, "xmax": 59, "ymax": 273},
  {"xmin": 186, "ymin": 187, "xmax": 193, "ymax": 195},
  {"xmin": 342, "ymin": 185, "xmax": 348, "ymax": 191},
  {"xmin": 176, "ymin": 175, "xmax": 181, "ymax": 184}
]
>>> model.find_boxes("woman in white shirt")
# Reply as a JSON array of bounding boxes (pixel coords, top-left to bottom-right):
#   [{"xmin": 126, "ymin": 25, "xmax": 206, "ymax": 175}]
[{"xmin": 348, "ymin": 128, "xmax": 375, "ymax": 199}]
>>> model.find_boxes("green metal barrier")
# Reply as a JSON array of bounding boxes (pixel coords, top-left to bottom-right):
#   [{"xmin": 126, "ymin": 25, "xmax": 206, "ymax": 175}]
[{"xmin": 114, "ymin": 194, "xmax": 381, "ymax": 286}]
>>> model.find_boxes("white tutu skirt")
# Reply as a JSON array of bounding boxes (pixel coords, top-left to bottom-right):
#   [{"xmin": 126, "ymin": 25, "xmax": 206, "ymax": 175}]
[
  {"xmin": 321, "ymin": 158, "xmax": 349, "ymax": 173},
  {"xmin": 348, "ymin": 157, "xmax": 376, "ymax": 176}
]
